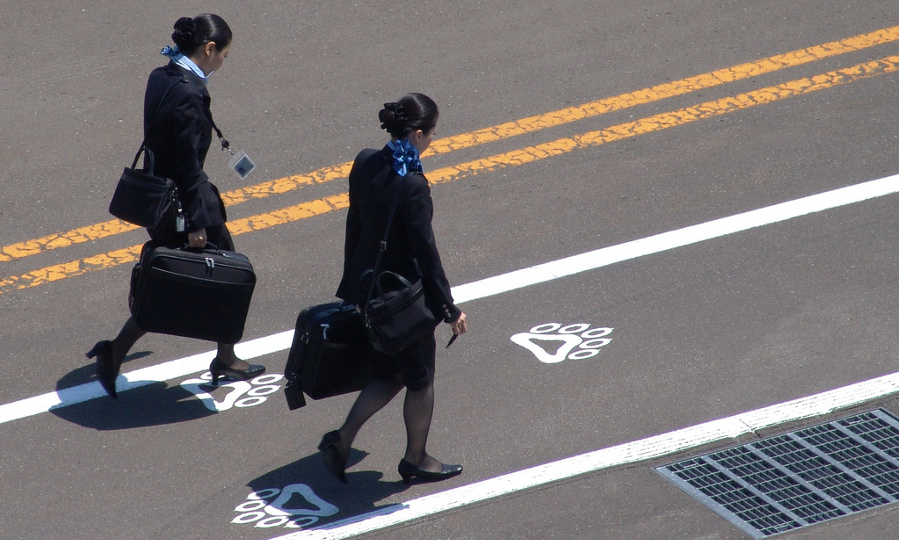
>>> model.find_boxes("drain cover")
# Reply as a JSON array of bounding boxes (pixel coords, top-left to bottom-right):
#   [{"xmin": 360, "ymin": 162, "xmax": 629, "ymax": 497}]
[{"xmin": 656, "ymin": 408, "xmax": 899, "ymax": 538}]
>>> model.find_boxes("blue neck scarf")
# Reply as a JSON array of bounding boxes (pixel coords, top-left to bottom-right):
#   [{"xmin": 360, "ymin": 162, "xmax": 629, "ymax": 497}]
[
  {"xmin": 387, "ymin": 138, "xmax": 423, "ymax": 176},
  {"xmin": 161, "ymin": 45, "xmax": 210, "ymax": 84}
]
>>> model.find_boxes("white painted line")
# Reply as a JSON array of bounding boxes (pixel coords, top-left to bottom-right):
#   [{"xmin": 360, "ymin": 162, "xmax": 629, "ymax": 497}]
[
  {"xmin": 1, "ymin": 173, "xmax": 897, "ymax": 426},
  {"xmin": 272, "ymin": 371, "xmax": 899, "ymax": 540},
  {"xmin": 453, "ymin": 173, "xmax": 899, "ymax": 303},
  {"xmin": 0, "ymin": 331, "xmax": 294, "ymax": 424}
]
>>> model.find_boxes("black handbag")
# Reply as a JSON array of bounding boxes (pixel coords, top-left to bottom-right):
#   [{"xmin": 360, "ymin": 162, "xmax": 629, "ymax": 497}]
[
  {"xmin": 361, "ymin": 176, "xmax": 437, "ymax": 355},
  {"xmin": 363, "ymin": 270, "xmax": 436, "ymax": 355},
  {"xmin": 109, "ymin": 146, "xmax": 182, "ymax": 229},
  {"xmin": 108, "ymin": 77, "xmax": 185, "ymax": 231}
]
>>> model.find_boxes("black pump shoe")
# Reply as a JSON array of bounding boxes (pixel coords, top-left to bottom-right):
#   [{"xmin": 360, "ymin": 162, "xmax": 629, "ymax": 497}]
[
  {"xmin": 209, "ymin": 358, "xmax": 265, "ymax": 385},
  {"xmin": 318, "ymin": 430, "xmax": 349, "ymax": 484},
  {"xmin": 86, "ymin": 340, "xmax": 118, "ymax": 399},
  {"xmin": 398, "ymin": 459, "xmax": 463, "ymax": 485}
]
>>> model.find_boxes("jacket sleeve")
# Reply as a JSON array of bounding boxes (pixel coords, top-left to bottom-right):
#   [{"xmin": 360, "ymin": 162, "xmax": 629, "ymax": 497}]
[
  {"xmin": 399, "ymin": 174, "xmax": 462, "ymax": 323},
  {"xmin": 170, "ymin": 91, "xmax": 224, "ymax": 231}
]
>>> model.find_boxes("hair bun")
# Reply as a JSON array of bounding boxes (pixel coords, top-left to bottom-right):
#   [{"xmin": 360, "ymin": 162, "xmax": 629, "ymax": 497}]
[
  {"xmin": 172, "ymin": 17, "xmax": 197, "ymax": 47},
  {"xmin": 379, "ymin": 102, "xmax": 406, "ymax": 132}
]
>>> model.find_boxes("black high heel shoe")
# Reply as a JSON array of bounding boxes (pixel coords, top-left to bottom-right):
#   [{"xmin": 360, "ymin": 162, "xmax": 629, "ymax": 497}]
[
  {"xmin": 398, "ymin": 459, "xmax": 463, "ymax": 485},
  {"xmin": 209, "ymin": 358, "xmax": 265, "ymax": 385},
  {"xmin": 86, "ymin": 340, "xmax": 118, "ymax": 399},
  {"xmin": 318, "ymin": 430, "xmax": 349, "ymax": 484}
]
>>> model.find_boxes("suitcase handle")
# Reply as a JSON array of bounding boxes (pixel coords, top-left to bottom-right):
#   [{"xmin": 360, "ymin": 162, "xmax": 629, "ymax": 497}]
[{"xmin": 180, "ymin": 241, "xmax": 221, "ymax": 252}]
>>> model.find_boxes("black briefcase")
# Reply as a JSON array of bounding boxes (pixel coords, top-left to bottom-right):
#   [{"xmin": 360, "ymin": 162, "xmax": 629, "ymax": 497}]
[
  {"xmin": 130, "ymin": 242, "xmax": 256, "ymax": 344},
  {"xmin": 284, "ymin": 302, "xmax": 373, "ymax": 410}
]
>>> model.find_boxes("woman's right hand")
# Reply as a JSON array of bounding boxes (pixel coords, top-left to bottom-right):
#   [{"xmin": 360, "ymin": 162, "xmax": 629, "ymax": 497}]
[{"xmin": 188, "ymin": 228, "xmax": 208, "ymax": 249}]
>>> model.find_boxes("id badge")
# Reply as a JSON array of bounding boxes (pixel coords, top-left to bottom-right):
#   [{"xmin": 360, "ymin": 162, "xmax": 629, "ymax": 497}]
[
  {"xmin": 229, "ymin": 150, "xmax": 256, "ymax": 179},
  {"xmin": 176, "ymin": 214, "xmax": 186, "ymax": 232}
]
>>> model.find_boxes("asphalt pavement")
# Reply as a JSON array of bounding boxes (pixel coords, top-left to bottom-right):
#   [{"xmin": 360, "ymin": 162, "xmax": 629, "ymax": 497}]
[{"xmin": 2, "ymin": 1, "xmax": 899, "ymax": 539}]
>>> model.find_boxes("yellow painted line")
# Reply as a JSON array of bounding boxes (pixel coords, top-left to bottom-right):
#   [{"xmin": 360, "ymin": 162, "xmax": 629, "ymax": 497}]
[
  {"xmin": 219, "ymin": 163, "xmax": 353, "ymax": 206},
  {"xmin": 427, "ymin": 55, "xmax": 899, "ymax": 184},
  {"xmin": 0, "ymin": 196, "xmax": 350, "ymax": 293},
  {"xmin": 2, "ymin": 55, "xmax": 897, "ymax": 295},
  {"xmin": 3, "ymin": 25, "xmax": 898, "ymax": 264},
  {"xmin": 426, "ymin": 24, "xmax": 899, "ymax": 154},
  {"xmin": 0, "ymin": 220, "xmax": 141, "ymax": 263},
  {"xmin": 0, "ymin": 245, "xmax": 144, "ymax": 293},
  {"xmin": 0, "ymin": 164, "xmax": 354, "ymax": 265},
  {"xmin": 226, "ymin": 194, "xmax": 349, "ymax": 235}
]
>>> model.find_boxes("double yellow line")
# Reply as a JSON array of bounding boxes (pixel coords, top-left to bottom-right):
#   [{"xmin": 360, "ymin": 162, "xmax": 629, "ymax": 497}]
[{"xmin": 3, "ymin": 25, "xmax": 899, "ymax": 294}]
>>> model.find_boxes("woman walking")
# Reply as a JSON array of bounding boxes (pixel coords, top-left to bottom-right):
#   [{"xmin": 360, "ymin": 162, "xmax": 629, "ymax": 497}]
[
  {"xmin": 87, "ymin": 14, "xmax": 264, "ymax": 398},
  {"xmin": 319, "ymin": 93, "xmax": 468, "ymax": 484}
]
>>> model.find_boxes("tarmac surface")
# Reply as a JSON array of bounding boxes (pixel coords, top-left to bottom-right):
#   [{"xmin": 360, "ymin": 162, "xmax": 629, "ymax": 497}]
[{"xmin": 2, "ymin": 1, "xmax": 899, "ymax": 539}]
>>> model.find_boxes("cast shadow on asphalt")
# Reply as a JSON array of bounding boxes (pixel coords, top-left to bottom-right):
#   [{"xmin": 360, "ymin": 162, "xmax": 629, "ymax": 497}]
[
  {"xmin": 51, "ymin": 350, "xmax": 216, "ymax": 429},
  {"xmin": 247, "ymin": 450, "xmax": 412, "ymax": 529}
]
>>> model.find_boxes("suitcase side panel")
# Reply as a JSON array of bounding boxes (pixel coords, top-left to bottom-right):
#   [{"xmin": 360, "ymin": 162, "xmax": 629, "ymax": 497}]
[
  {"xmin": 285, "ymin": 303, "xmax": 345, "ymax": 383},
  {"xmin": 131, "ymin": 247, "xmax": 256, "ymax": 343},
  {"xmin": 284, "ymin": 303, "xmax": 372, "ymax": 402}
]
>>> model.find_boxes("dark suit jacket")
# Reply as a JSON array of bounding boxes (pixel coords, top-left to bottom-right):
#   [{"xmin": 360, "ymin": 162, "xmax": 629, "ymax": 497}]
[
  {"xmin": 336, "ymin": 147, "xmax": 462, "ymax": 323},
  {"xmin": 143, "ymin": 62, "xmax": 226, "ymax": 232}
]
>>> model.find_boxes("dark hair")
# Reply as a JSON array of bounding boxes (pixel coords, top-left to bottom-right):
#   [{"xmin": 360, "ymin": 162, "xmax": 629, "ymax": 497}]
[
  {"xmin": 171, "ymin": 14, "xmax": 232, "ymax": 56},
  {"xmin": 379, "ymin": 93, "xmax": 439, "ymax": 139}
]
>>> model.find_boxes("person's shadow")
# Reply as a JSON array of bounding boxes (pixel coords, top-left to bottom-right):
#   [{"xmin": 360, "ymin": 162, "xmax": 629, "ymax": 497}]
[
  {"xmin": 241, "ymin": 450, "xmax": 412, "ymax": 530},
  {"xmin": 51, "ymin": 350, "xmax": 217, "ymax": 429}
]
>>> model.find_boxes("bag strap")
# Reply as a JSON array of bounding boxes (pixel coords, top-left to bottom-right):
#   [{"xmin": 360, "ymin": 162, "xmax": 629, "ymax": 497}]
[
  {"xmin": 131, "ymin": 76, "xmax": 185, "ymax": 169},
  {"xmin": 363, "ymin": 173, "xmax": 405, "ymax": 314},
  {"xmin": 133, "ymin": 74, "xmax": 232, "ymax": 166}
]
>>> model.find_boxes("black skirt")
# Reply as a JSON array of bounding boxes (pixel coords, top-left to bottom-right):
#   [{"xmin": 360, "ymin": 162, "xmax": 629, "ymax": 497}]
[{"xmin": 370, "ymin": 331, "xmax": 436, "ymax": 391}]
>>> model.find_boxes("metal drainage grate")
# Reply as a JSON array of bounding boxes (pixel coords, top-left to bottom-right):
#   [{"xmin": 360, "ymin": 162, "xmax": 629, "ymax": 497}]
[{"xmin": 656, "ymin": 408, "xmax": 899, "ymax": 538}]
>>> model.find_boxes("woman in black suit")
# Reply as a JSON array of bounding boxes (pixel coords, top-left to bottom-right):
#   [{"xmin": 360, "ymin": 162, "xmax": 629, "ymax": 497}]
[
  {"xmin": 87, "ymin": 14, "xmax": 264, "ymax": 398},
  {"xmin": 319, "ymin": 93, "xmax": 469, "ymax": 484}
]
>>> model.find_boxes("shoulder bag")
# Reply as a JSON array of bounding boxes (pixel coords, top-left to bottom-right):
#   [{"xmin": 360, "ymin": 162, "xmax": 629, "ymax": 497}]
[{"xmin": 108, "ymin": 78, "xmax": 185, "ymax": 231}]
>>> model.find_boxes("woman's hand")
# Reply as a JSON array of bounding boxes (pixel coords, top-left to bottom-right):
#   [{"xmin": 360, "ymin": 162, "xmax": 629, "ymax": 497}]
[
  {"xmin": 188, "ymin": 228, "xmax": 208, "ymax": 249},
  {"xmin": 451, "ymin": 312, "xmax": 468, "ymax": 335}
]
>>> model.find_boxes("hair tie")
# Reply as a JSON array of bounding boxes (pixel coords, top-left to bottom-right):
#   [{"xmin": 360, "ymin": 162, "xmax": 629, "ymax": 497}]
[
  {"xmin": 174, "ymin": 17, "xmax": 197, "ymax": 33},
  {"xmin": 379, "ymin": 102, "xmax": 407, "ymax": 132},
  {"xmin": 172, "ymin": 17, "xmax": 197, "ymax": 45},
  {"xmin": 384, "ymin": 102, "xmax": 406, "ymax": 121}
]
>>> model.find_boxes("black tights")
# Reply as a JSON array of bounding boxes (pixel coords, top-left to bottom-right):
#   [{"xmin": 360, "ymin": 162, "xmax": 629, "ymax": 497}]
[{"xmin": 335, "ymin": 375, "xmax": 444, "ymax": 472}]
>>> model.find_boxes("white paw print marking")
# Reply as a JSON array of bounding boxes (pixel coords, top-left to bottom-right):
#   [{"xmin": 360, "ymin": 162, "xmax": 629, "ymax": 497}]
[
  {"xmin": 180, "ymin": 372, "xmax": 284, "ymax": 412},
  {"xmin": 511, "ymin": 323, "xmax": 613, "ymax": 364},
  {"xmin": 231, "ymin": 484, "xmax": 339, "ymax": 529}
]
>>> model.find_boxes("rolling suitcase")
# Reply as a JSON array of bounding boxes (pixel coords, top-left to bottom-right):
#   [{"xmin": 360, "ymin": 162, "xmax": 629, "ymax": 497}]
[
  {"xmin": 284, "ymin": 302, "xmax": 372, "ymax": 410},
  {"xmin": 129, "ymin": 242, "xmax": 256, "ymax": 344}
]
